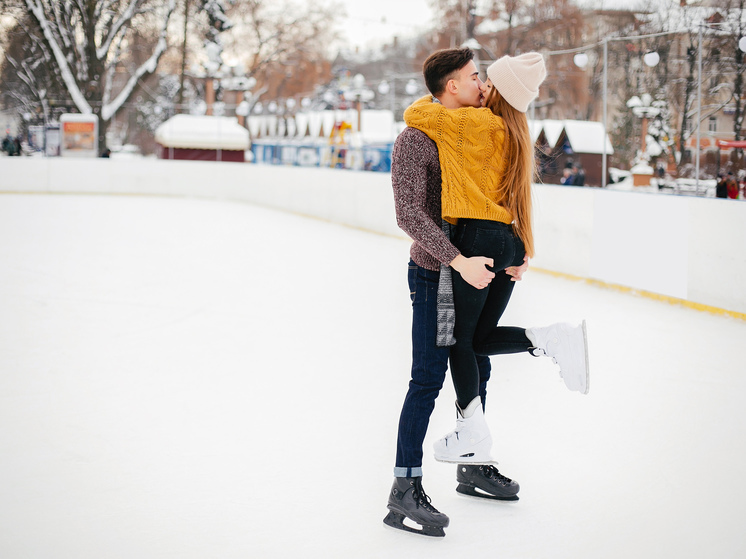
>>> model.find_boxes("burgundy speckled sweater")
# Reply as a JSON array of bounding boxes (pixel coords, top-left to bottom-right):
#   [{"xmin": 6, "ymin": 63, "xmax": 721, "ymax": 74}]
[{"xmin": 391, "ymin": 127, "xmax": 460, "ymax": 272}]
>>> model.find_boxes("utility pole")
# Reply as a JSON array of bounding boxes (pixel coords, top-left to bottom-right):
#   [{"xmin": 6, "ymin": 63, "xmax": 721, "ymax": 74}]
[{"xmin": 178, "ymin": 0, "xmax": 191, "ymax": 110}]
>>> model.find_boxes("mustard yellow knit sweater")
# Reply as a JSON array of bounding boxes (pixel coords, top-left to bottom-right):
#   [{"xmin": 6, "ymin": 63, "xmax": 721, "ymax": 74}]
[{"xmin": 404, "ymin": 95, "xmax": 512, "ymax": 225}]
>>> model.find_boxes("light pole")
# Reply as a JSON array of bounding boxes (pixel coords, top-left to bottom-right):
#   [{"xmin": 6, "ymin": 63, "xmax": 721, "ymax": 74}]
[
  {"xmin": 405, "ymin": 79, "xmax": 420, "ymax": 98},
  {"xmin": 627, "ymin": 93, "xmax": 662, "ymax": 161},
  {"xmin": 602, "ymin": 39, "xmax": 608, "ymax": 188},
  {"xmin": 696, "ymin": 22, "xmax": 703, "ymax": 193},
  {"xmin": 222, "ymin": 68, "xmax": 255, "ymax": 127},
  {"xmin": 344, "ymin": 73, "xmax": 374, "ymax": 135},
  {"xmin": 378, "ymin": 80, "xmax": 393, "ymax": 113},
  {"xmin": 353, "ymin": 73, "xmax": 365, "ymax": 132},
  {"xmin": 558, "ymin": 32, "xmax": 667, "ymax": 187},
  {"xmin": 602, "ymin": 41, "xmax": 659, "ymax": 187},
  {"xmin": 566, "ymin": 44, "xmax": 609, "ymax": 186},
  {"xmin": 554, "ymin": 42, "xmax": 609, "ymax": 186}
]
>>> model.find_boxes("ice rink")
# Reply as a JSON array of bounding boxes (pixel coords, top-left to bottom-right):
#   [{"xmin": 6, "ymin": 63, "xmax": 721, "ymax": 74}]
[{"xmin": 1, "ymin": 193, "xmax": 745, "ymax": 558}]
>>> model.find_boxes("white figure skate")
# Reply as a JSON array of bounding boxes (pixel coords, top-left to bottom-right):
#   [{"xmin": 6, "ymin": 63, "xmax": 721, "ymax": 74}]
[
  {"xmin": 434, "ymin": 397, "xmax": 496, "ymax": 465},
  {"xmin": 527, "ymin": 320, "xmax": 590, "ymax": 394}
]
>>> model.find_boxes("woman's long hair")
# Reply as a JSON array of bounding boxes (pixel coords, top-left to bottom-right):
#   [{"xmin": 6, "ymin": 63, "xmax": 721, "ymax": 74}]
[{"xmin": 484, "ymin": 87, "xmax": 536, "ymax": 258}]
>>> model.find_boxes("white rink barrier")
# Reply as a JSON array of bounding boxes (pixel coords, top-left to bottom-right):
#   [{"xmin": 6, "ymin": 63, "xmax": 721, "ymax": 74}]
[{"xmin": 2, "ymin": 156, "xmax": 745, "ymax": 317}]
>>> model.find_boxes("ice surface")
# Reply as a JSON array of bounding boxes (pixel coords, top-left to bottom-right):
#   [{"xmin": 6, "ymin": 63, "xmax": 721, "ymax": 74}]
[{"xmin": 0, "ymin": 194, "xmax": 744, "ymax": 558}]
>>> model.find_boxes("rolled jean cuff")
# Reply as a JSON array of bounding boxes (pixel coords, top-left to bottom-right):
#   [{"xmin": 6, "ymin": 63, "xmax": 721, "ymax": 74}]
[{"xmin": 394, "ymin": 466, "xmax": 423, "ymax": 478}]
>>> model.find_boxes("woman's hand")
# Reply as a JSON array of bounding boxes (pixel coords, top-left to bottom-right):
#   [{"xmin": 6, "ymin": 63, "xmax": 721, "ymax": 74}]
[{"xmin": 505, "ymin": 255, "xmax": 529, "ymax": 282}]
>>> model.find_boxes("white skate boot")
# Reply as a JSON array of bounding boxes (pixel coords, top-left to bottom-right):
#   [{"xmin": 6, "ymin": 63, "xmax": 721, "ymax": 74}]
[
  {"xmin": 433, "ymin": 397, "xmax": 496, "ymax": 465},
  {"xmin": 527, "ymin": 320, "xmax": 589, "ymax": 394}
]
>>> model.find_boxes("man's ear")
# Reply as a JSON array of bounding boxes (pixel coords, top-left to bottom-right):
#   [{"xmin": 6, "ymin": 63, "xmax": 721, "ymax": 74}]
[{"xmin": 445, "ymin": 79, "xmax": 459, "ymax": 95}]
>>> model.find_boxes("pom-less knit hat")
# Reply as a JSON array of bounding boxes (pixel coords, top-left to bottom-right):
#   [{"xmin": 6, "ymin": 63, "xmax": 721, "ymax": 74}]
[{"xmin": 486, "ymin": 52, "xmax": 546, "ymax": 113}]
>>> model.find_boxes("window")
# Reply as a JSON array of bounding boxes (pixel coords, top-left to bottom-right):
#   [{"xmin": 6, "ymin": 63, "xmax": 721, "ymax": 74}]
[{"xmin": 709, "ymin": 117, "xmax": 717, "ymax": 133}]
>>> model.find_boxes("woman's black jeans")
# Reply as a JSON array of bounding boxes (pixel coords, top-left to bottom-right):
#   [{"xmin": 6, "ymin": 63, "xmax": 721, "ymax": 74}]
[{"xmin": 450, "ymin": 219, "xmax": 532, "ymax": 408}]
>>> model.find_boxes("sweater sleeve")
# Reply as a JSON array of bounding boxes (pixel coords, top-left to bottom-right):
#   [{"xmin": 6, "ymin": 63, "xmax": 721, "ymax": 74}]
[{"xmin": 391, "ymin": 128, "xmax": 460, "ymax": 267}]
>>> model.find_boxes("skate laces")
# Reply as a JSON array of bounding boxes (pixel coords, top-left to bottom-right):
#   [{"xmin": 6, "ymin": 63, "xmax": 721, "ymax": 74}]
[
  {"xmin": 412, "ymin": 480, "xmax": 440, "ymax": 513},
  {"xmin": 482, "ymin": 465, "xmax": 513, "ymax": 485},
  {"xmin": 441, "ymin": 418, "xmax": 465, "ymax": 445}
]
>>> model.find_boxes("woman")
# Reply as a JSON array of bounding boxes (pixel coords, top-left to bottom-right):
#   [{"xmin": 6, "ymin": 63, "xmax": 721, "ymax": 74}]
[{"xmin": 404, "ymin": 53, "xmax": 590, "ymax": 465}]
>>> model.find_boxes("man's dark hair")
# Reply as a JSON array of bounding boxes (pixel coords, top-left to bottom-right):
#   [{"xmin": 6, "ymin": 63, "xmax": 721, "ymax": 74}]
[{"xmin": 422, "ymin": 47, "xmax": 475, "ymax": 96}]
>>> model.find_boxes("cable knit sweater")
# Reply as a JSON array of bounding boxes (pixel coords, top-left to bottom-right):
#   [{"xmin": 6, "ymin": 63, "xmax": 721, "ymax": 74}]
[
  {"xmin": 404, "ymin": 95, "xmax": 513, "ymax": 226},
  {"xmin": 391, "ymin": 127, "xmax": 459, "ymax": 272}
]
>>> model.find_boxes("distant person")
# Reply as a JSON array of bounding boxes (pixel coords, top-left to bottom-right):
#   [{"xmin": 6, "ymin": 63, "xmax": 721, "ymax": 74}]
[
  {"xmin": 2, "ymin": 132, "xmax": 18, "ymax": 156},
  {"xmin": 1, "ymin": 132, "xmax": 13, "ymax": 155},
  {"xmin": 561, "ymin": 167, "xmax": 576, "ymax": 185},
  {"xmin": 716, "ymin": 174, "xmax": 727, "ymax": 199},
  {"xmin": 101, "ymin": 148, "xmax": 111, "ymax": 158},
  {"xmin": 12, "ymin": 136, "xmax": 22, "ymax": 156},
  {"xmin": 726, "ymin": 172, "xmax": 739, "ymax": 199},
  {"xmin": 572, "ymin": 164, "xmax": 585, "ymax": 186}
]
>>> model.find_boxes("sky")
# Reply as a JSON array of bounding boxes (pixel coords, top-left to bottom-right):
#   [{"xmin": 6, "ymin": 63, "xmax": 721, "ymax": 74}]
[
  {"xmin": 335, "ymin": 0, "xmax": 436, "ymax": 49},
  {"xmin": 332, "ymin": 0, "xmax": 658, "ymax": 50}
]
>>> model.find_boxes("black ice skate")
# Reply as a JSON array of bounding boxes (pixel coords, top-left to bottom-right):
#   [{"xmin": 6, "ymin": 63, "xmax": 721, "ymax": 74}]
[
  {"xmin": 456, "ymin": 464, "xmax": 520, "ymax": 501},
  {"xmin": 383, "ymin": 476, "xmax": 449, "ymax": 537}
]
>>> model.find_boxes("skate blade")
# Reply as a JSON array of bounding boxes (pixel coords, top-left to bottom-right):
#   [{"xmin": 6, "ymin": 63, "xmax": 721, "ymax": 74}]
[
  {"xmin": 383, "ymin": 511, "xmax": 446, "ymax": 538},
  {"xmin": 434, "ymin": 454, "xmax": 498, "ymax": 466},
  {"xmin": 456, "ymin": 483, "xmax": 519, "ymax": 501}
]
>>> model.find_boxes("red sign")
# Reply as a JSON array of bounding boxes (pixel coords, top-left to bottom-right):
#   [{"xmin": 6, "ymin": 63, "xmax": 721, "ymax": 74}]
[{"xmin": 63, "ymin": 121, "xmax": 95, "ymax": 133}]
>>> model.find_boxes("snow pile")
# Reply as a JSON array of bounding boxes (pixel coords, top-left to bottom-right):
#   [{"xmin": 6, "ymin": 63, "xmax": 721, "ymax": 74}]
[{"xmin": 631, "ymin": 162, "xmax": 654, "ymax": 175}]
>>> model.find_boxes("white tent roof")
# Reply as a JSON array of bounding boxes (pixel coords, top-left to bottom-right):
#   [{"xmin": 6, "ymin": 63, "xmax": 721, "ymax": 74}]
[
  {"xmin": 540, "ymin": 119, "xmax": 565, "ymax": 148},
  {"xmin": 528, "ymin": 119, "xmax": 543, "ymax": 142},
  {"xmin": 360, "ymin": 110, "xmax": 396, "ymax": 143},
  {"xmin": 155, "ymin": 114, "xmax": 249, "ymax": 150},
  {"xmin": 560, "ymin": 120, "xmax": 614, "ymax": 155},
  {"xmin": 247, "ymin": 110, "xmax": 397, "ymax": 142}
]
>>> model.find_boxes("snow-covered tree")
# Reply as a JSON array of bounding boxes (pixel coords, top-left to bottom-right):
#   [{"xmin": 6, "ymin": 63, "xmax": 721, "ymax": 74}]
[
  {"xmin": 2, "ymin": 0, "xmax": 177, "ymax": 151},
  {"xmin": 708, "ymin": 0, "xmax": 746, "ymax": 150},
  {"xmin": 201, "ymin": 0, "xmax": 233, "ymax": 74},
  {"xmin": 636, "ymin": 0, "xmax": 746, "ymax": 173},
  {"xmin": 0, "ymin": 15, "xmax": 65, "ymax": 128},
  {"xmin": 430, "ymin": 0, "xmax": 480, "ymax": 46},
  {"xmin": 220, "ymin": 0, "xmax": 339, "ymax": 102}
]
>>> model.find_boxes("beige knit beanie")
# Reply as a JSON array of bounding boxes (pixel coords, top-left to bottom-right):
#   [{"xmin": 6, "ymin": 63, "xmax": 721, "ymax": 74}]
[{"xmin": 486, "ymin": 52, "xmax": 546, "ymax": 113}]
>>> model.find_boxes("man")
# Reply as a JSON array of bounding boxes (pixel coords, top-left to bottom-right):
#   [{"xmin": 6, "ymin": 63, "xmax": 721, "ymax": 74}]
[
  {"xmin": 726, "ymin": 171, "xmax": 739, "ymax": 199},
  {"xmin": 384, "ymin": 48, "xmax": 527, "ymax": 538},
  {"xmin": 715, "ymin": 173, "xmax": 727, "ymax": 199},
  {"xmin": 572, "ymin": 164, "xmax": 585, "ymax": 186}
]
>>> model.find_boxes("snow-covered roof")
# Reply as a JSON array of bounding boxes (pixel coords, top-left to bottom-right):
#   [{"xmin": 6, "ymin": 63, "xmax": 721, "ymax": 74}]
[
  {"xmin": 560, "ymin": 120, "xmax": 614, "ymax": 155},
  {"xmin": 155, "ymin": 114, "xmax": 249, "ymax": 150},
  {"xmin": 528, "ymin": 119, "xmax": 543, "ymax": 142},
  {"xmin": 530, "ymin": 119, "xmax": 614, "ymax": 155},
  {"xmin": 540, "ymin": 120, "xmax": 566, "ymax": 148}
]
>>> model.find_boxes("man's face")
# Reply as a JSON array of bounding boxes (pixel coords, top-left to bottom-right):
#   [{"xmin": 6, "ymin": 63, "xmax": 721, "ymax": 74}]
[{"xmin": 452, "ymin": 60, "xmax": 483, "ymax": 108}]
